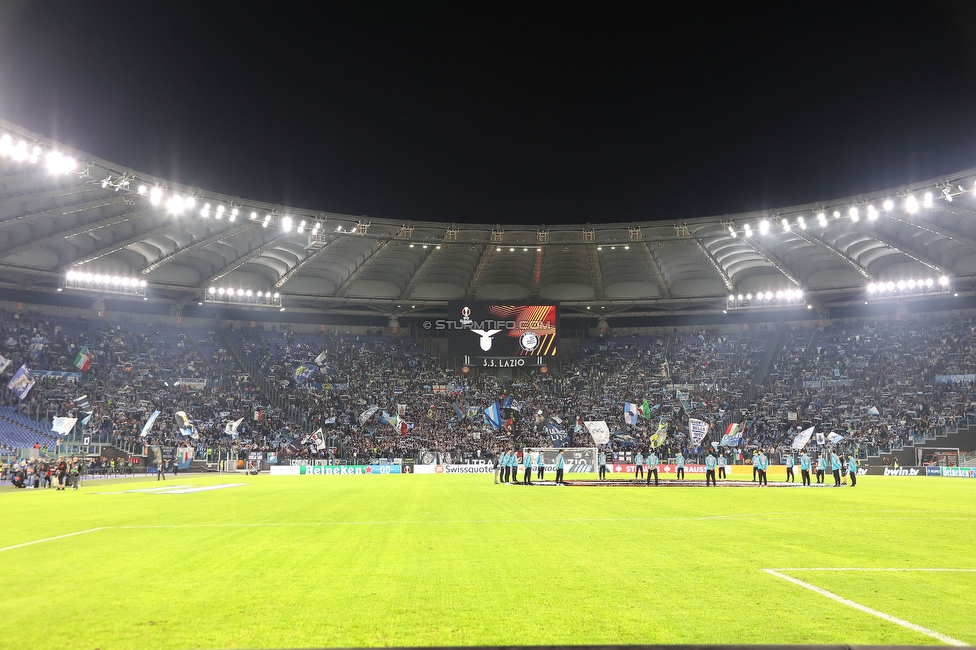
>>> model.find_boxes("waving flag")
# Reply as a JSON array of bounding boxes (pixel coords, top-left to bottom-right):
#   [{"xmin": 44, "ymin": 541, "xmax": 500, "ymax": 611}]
[
  {"xmin": 623, "ymin": 402, "xmax": 638, "ymax": 426},
  {"xmin": 7, "ymin": 365, "xmax": 35, "ymax": 400},
  {"xmin": 224, "ymin": 417, "xmax": 244, "ymax": 438},
  {"xmin": 0, "ymin": 354, "xmax": 11, "ymax": 374},
  {"xmin": 315, "ymin": 351, "xmax": 328, "ymax": 365},
  {"xmin": 791, "ymin": 426, "xmax": 815, "ymax": 450},
  {"xmin": 501, "ymin": 395, "xmax": 514, "ymax": 409},
  {"xmin": 650, "ymin": 420, "xmax": 668, "ymax": 447},
  {"xmin": 359, "ymin": 406, "xmax": 379, "ymax": 427},
  {"xmin": 294, "ymin": 365, "xmax": 316, "ymax": 384},
  {"xmin": 484, "ymin": 402, "xmax": 503, "ymax": 430},
  {"xmin": 638, "ymin": 399, "xmax": 652, "ymax": 419},
  {"xmin": 584, "ymin": 420, "xmax": 611, "ymax": 445},
  {"xmin": 73, "ymin": 346, "xmax": 93, "ymax": 372},
  {"xmin": 689, "ymin": 418, "xmax": 709, "ymax": 446},
  {"xmin": 720, "ymin": 422, "xmax": 742, "ymax": 446},
  {"xmin": 466, "ymin": 405, "xmax": 479, "ymax": 420},
  {"xmin": 52, "ymin": 417, "xmax": 77, "ymax": 436},
  {"xmin": 544, "ymin": 419, "xmax": 569, "ymax": 447},
  {"xmin": 140, "ymin": 410, "xmax": 161, "ymax": 437},
  {"xmin": 452, "ymin": 401, "xmax": 465, "ymax": 421},
  {"xmin": 816, "ymin": 431, "xmax": 826, "ymax": 446},
  {"xmin": 827, "ymin": 432, "xmax": 846, "ymax": 444}
]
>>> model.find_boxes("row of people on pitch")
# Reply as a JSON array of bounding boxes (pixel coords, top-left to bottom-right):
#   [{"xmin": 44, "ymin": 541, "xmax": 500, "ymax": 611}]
[
  {"xmin": 599, "ymin": 451, "xmax": 730, "ymax": 482},
  {"xmin": 781, "ymin": 451, "xmax": 858, "ymax": 487},
  {"xmin": 494, "ymin": 449, "xmax": 567, "ymax": 485}
]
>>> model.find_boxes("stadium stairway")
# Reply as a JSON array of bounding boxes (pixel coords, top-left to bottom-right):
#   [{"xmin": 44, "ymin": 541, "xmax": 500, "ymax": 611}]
[
  {"xmin": 865, "ymin": 416, "xmax": 976, "ymax": 466},
  {"xmin": 735, "ymin": 326, "xmax": 788, "ymax": 422}
]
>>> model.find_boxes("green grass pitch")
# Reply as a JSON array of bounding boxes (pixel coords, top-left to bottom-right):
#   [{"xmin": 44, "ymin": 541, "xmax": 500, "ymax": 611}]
[{"xmin": 1, "ymin": 472, "xmax": 974, "ymax": 649}]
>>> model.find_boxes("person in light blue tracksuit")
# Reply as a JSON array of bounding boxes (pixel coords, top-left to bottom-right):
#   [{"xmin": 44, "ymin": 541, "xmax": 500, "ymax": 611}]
[
  {"xmin": 830, "ymin": 451, "xmax": 842, "ymax": 487},
  {"xmin": 815, "ymin": 454, "xmax": 827, "ymax": 484},
  {"xmin": 717, "ymin": 452, "xmax": 727, "ymax": 479},
  {"xmin": 675, "ymin": 452, "xmax": 685, "ymax": 480},
  {"xmin": 511, "ymin": 451, "xmax": 520, "ymax": 484},
  {"xmin": 500, "ymin": 450, "xmax": 510, "ymax": 483},
  {"xmin": 537, "ymin": 450, "xmax": 545, "ymax": 481},
  {"xmin": 847, "ymin": 454, "xmax": 858, "ymax": 487},
  {"xmin": 784, "ymin": 453, "xmax": 795, "ymax": 483},
  {"xmin": 704, "ymin": 451, "xmax": 717, "ymax": 486},
  {"xmin": 598, "ymin": 450, "xmax": 607, "ymax": 480},
  {"xmin": 800, "ymin": 452, "xmax": 812, "ymax": 486},
  {"xmin": 634, "ymin": 451, "xmax": 644, "ymax": 480},
  {"xmin": 646, "ymin": 450, "xmax": 659, "ymax": 485},
  {"xmin": 555, "ymin": 450, "xmax": 565, "ymax": 485},
  {"xmin": 523, "ymin": 451, "xmax": 533, "ymax": 485},
  {"xmin": 755, "ymin": 450, "xmax": 768, "ymax": 486}
]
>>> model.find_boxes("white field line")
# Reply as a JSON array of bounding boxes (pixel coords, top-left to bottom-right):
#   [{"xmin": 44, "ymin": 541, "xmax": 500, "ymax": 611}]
[
  {"xmin": 769, "ymin": 567, "xmax": 976, "ymax": 573},
  {"xmin": 0, "ymin": 528, "xmax": 105, "ymax": 553},
  {"xmin": 763, "ymin": 568, "xmax": 968, "ymax": 646},
  {"xmin": 158, "ymin": 484, "xmax": 246, "ymax": 494}
]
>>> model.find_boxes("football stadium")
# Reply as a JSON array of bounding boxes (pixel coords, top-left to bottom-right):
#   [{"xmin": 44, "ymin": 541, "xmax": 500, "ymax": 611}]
[{"xmin": 1, "ymin": 4, "xmax": 976, "ymax": 650}]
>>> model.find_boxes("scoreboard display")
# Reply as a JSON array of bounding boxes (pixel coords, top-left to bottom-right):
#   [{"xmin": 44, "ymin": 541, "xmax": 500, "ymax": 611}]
[{"xmin": 441, "ymin": 302, "xmax": 558, "ymax": 367}]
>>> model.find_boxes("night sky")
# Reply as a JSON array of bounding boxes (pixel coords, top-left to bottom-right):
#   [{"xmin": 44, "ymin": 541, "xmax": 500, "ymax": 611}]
[{"xmin": 2, "ymin": 1, "xmax": 976, "ymax": 225}]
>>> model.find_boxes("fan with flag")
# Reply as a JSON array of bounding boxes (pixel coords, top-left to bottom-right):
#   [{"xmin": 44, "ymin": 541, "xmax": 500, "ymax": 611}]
[{"xmin": 73, "ymin": 346, "xmax": 93, "ymax": 372}]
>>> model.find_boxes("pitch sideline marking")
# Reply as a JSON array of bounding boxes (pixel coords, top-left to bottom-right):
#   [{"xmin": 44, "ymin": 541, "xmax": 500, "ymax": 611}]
[
  {"xmin": 763, "ymin": 568, "xmax": 968, "ymax": 646},
  {"xmin": 0, "ymin": 528, "xmax": 105, "ymax": 554}
]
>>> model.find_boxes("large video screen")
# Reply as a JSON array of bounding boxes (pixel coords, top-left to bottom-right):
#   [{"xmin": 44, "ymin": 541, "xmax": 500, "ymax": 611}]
[{"xmin": 441, "ymin": 302, "xmax": 557, "ymax": 367}]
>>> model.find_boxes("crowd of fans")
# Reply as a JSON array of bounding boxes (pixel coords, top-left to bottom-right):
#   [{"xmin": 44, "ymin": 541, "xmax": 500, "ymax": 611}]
[{"xmin": 2, "ymin": 307, "xmax": 976, "ymax": 470}]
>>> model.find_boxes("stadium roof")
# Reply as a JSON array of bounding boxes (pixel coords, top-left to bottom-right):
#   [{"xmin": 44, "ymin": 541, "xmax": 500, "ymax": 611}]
[{"xmin": 1, "ymin": 116, "xmax": 975, "ymax": 320}]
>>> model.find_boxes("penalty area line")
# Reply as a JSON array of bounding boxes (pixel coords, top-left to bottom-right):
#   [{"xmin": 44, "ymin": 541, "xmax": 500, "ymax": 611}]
[
  {"xmin": 763, "ymin": 568, "xmax": 967, "ymax": 646},
  {"xmin": 0, "ymin": 528, "xmax": 105, "ymax": 554}
]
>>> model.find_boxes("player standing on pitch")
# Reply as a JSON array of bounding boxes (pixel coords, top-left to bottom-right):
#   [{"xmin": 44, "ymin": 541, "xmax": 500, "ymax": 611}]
[
  {"xmin": 536, "ymin": 450, "xmax": 545, "ymax": 482},
  {"xmin": 784, "ymin": 453, "xmax": 795, "ymax": 483},
  {"xmin": 847, "ymin": 453, "xmax": 858, "ymax": 487},
  {"xmin": 717, "ymin": 451, "xmax": 727, "ymax": 479},
  {"xmin": 815, "ymin": 454, "xmax": 826, "ymax": 484},
  {"xmin": 704, "ymin": 450, "xmax": 717, "ymax": 486},
  {"xmin": 598, "ymin": 449, "xmax": 607, "ymax": 480},
  {"xmin": 675, "ymin": 451, "xmax": 685, "ymax": 480},
  {"xmin": 646, "ymin": 449, "xmax": 659, "ymax": 485},
  {"xmin": 830, "ymin": 451, "xmax": 842, "ymax": 487},
  {"xmin": 755, "ymin": 449, "xmax": 768, "ymax": 486},
  {"xmin": 800, "ymin": 451, "xmax": 812, "ymax": 486},
  {"xmin": 634, "ymin": 450, "xmax": 644, "ymax": 481},
  {"xmin": 555, "ymin": 450, "xmax": 565, "ymax": 485}
]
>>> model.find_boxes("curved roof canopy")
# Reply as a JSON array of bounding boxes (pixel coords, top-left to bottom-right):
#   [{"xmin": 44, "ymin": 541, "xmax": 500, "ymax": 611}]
[{"xmin": 0, "ymin": 117, "xmax": 974, "ymax": 319}]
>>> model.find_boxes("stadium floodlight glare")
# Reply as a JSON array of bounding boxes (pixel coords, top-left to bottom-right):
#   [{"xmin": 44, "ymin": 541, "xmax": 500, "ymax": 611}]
[
  {"xmin": 65, "ymin": 271, "xmax": 147, "ymax": 296},
  {"xmin": 896, "ymin": 280, "xmax": 906, "ymax": 290},
  {"xmin": 743, "ymin": 224, "xmax": 752, "ymax": 237},
  {"xmin": 922, "ymin": 191, "xmax": 933, "ymax": 208},
  {"xmin": 200, "ymin": 203, "xmax": 211, "ymax": 218},
  {"xmin": 166, "ymin": 195, "xmax": 184, "ymax": 214},
  {"xmin": 149, "ymin": 186, "xmax": 163, "ymax": 206},
  {"xmin": 833, "ymin": 210, "xmax": 840, "ymax": 218},
  {"xmin": 208, "ymin": 287, "xmax": 216, "ymax": 294},
  {"xmin": 867, "ymin": 283, "xmax": 876, "ymax": 293},
  {"xmin": 905, "ymin": 194, "xmax": 918, "ymax": 213},
  {"xmin": 798, "ymin": 216, "xmax": 806, "ymax": 229},
  {"xmin": 250, "ymin": 212, "xmax": 257, "ymax": 220},
  {"xmin": 137, "ymin": 185, "xmax": 147, "ymax": 195},
  {"xmin": 939, "ymin": 275, "xmax": 949, "ymax": 286},
  {"xmin": 282, "ymin": 216, "xmax": 293, "ymax": 232},
  {"xmin": 849, "ymin": 207, "xmax": 859, "ymax": 222},
  {"xmin": 883, "ymin": 199, "xmax": 894, "ymax": 211},
  {"xmin": 942, "ymin": 187, "xmax": 953, "ymax": 202},
  {"xmin": 759, "ymin": 220, "xmax": 769, "ymax": 235},
  {"xmin": 737, "ymin": 294, "xmax": 744, "ymax": 301},
  {"xmin": 925, "ymin": 278, "xmax": 934, "ymax": 287},
  {"xmin": 746, "ymin": 293, "xmax": 752, "ymax": 300},
  {"xmin": 782, "ymin": 219, "xmax": 791, "ymax": 232},
  {"xmin": 728, "ymin": 294, "xmax": 735, "ymax": 302},
  {"xmin": 867, "ymin": 204, "xmax": 878, "ymax": 220}
]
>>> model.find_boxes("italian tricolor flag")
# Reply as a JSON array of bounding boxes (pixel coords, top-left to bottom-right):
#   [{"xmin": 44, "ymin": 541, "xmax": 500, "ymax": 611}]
[{"xmin": 73, "ymin": 347, "xmax": 92, "ymax": 372}]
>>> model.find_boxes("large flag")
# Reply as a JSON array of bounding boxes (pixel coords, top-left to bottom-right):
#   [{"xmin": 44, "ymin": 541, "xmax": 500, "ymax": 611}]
[
  {"xmin": 323, "ymin": 416, "xmax": 337, "ymax": 425},
  {"xmin": 7, "ymin": 365, "xmax": 35, "ymax": 400},
  {"xmin": 791, "ymin": 426, "xmax": 815, "ymax": 450},
  {"xmin": 452, "ymin": 401, "xmax": 465, "ymax": 422},
  {"xmin": 720, "ymin": 422, "xmax": 742, "ymax": 446},
  {"xmin": 358, "ymin": 406, "xmax": 379, "ymax": 427},
  {"xmin": 816, "ymin": 431, "xmax": 826, "ymax": 446},
  {"xmin": 544, "ymin": 418, "xmax": 569, "ymax": 447},
  {"xmin": 501, "ymin": 395, "xmax": 514, "ymax": 409},
  {"xmin": 0, "ymin": 354, "xmax": 10, "ymax": 374},
  {"xmin": 175, "ymin": 410, "xmax": 197, "ymax": 438},
  {"xmin": 623, "ymin": 402, "xmax": 638, "ymax": 426},
  {"xmin": 140, "ymin": 410, "xmax": 161, "ymax": 437},
  {"xmin": 294, "ymin": 365, "xmax": 316, "ymax": 384},
  {"xmin": 638, "ymin": 399, "xmax": 652, "ymax": 419},
  {"xmin": 466, "ymin": 405, "xmax": 478, "ymax": 420},
  {"xmin": 80, "ymin": 411, "xmax": 93, "ymax": 428},
  {"xmin": 310, "ymin": 428, "xmax": 327, "ymax": 450},
  {"xmin": 827, "ymin": 432, "xmax": 846, "ymax": 444},
  {"xmin": 51, "ymin": 417, "xmax": 77, "ymax": 436},
  {"xmin": 73, "ymin": 346, "xmax": 92, "ymax": 372},
  {"xmin": 484, "ymin": 402, "xmax": 503, "ymax": 430},
  {"xmin": 224, "ymin": 417, "xmax": 244, "ymax": 438},
  {"xmin": 867, "ymin": 406, "xmax": 880, "ymax": 416},
  {"xmin": 584, "ymin": 420, "xmax": 611, "ymax": 445},
  {"xmin": 315, "ymin": 351, "xmax": 328, "ymax": 365},
  {"xmin": 29, "ymin": 335, "xmax": 45, "ymax": 358},
  {"xmin": 650, "ymin": 420, "xmax": 668, "ymax": 447},
  {"xmin": 689, "ymin": 418, "xmax": 709, "ymax": 446}
]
